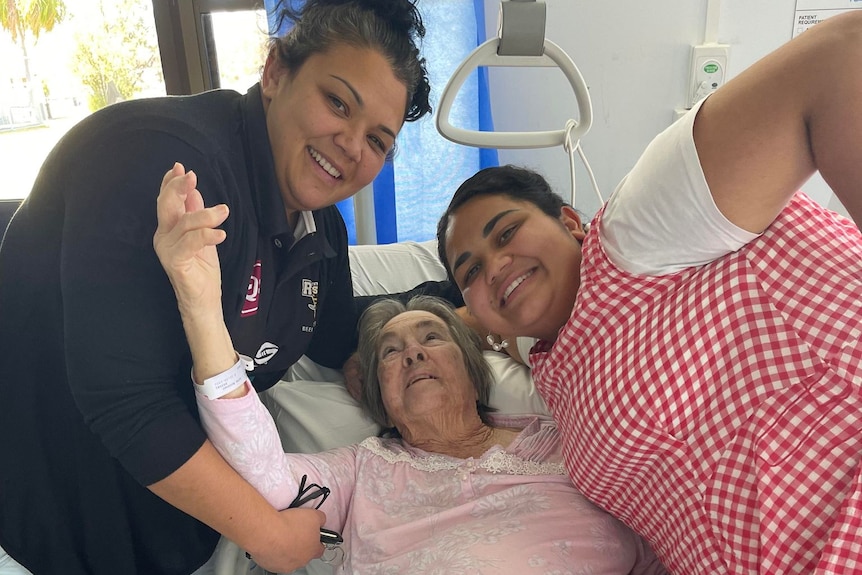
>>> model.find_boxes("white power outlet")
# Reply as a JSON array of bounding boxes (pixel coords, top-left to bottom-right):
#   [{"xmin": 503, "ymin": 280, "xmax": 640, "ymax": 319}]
[{"xmin": 687, "ymin": 44, "xmax": 729, "ymax": 109}]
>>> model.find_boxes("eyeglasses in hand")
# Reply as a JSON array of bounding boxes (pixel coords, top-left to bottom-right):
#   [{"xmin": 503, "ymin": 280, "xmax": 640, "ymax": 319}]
[{"xmin": 247, "ymin": 475, "xmax": 346, "ymax": 572}]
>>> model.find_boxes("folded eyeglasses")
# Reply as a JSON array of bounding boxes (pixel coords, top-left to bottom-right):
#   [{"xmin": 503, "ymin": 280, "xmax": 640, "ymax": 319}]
[{"xmin": 247, "ymin": 475, "xmax": 345, "ymax": 572}]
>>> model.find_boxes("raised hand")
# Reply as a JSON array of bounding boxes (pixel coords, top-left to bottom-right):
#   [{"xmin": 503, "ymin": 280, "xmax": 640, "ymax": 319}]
[{"xmin": 153, "ymin": 163, "xmax": 229, "ymax": 316}]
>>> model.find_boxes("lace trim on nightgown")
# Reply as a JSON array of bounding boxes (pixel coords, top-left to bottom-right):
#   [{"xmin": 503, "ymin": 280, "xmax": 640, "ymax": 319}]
[{"xmin": 359, "ymin": 436, "xmax": 566, "ymax": 476}]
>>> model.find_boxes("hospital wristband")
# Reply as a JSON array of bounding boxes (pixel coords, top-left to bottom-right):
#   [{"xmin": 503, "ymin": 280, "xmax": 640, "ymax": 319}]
[{"xmin": 193, "ymin": 356, "xmax": 248, "ymax": 399}]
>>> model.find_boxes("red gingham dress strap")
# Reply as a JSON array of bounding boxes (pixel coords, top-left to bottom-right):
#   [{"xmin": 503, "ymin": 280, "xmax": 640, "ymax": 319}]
[{"xmin": 531, "ymin": 193, "xmax": 862, "ymax": 575}]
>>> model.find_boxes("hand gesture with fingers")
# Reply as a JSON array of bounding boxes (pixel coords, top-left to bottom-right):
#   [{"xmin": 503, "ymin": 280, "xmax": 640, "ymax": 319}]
[{"xmin": 153, "ymin": 163, "xmax": 229, "ymax": 315}]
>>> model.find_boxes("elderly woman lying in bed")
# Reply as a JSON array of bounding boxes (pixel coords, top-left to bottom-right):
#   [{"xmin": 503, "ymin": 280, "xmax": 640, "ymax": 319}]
[{"xmin": 154, "ymin": 187, "xmax": 665, "ymax": 574}]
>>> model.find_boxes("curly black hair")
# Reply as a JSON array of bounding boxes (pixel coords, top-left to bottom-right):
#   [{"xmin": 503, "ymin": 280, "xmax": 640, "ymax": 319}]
[{"xmin": 269, "ymin": 0, "xmax": 431, "ymax": 123}]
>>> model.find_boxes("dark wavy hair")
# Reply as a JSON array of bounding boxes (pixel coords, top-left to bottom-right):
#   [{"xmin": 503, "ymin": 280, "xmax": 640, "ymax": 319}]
[
  {"xmin": 436, "ymin": 165, "xmax": 567, "ymax": 281},
  {"xmin": 269, "ymin": 0, "xmax": 431, "ymax": 123},
  {"xmin": 357, "ymin": 296, "xmax": 494, "ymax": 433}
]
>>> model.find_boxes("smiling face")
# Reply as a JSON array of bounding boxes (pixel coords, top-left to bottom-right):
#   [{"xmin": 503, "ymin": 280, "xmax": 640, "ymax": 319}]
[
  {"xmin": 376, "ymin": 311, "xmax": 479, "ymax": 434},
  {"xmin": 261, "ymin": 42, "xmax": 407, "ymax": 219},
  {"xmin": 444, "ymin": 195, "xmax": 586, "ymax": 342}
]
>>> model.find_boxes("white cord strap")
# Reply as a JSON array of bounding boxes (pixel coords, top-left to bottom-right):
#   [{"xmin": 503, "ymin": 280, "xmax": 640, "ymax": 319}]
[
  {"xmin": 563, "ymin": 119, "xmax": 604, "ymax": 208},
  {"xmin": 193, "ymin": 356, "xmax": 248, "ymax": 399}
]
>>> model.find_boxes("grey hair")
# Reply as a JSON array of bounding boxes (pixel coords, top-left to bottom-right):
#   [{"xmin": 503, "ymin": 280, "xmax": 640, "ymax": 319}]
[{"xmin": 357, "ymin": 296, "xmax": 494, "ymax": 432}]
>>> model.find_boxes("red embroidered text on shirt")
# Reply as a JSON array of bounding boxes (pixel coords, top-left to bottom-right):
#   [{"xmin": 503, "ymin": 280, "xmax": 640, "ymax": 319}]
[{"xmin": 241, "ymin": 260, "xmax": 262, "ymax": 317}]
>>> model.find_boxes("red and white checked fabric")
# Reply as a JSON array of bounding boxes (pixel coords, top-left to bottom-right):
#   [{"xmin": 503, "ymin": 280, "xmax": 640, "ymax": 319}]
[{"xmin": 531, "ymin": 193, "xmax": 862, "ymax": 575}]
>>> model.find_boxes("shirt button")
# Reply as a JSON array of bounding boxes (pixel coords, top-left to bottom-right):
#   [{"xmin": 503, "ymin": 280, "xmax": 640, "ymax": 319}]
[{"xmin": 274, "ymin": 238, "xmax": 283, "ymax": 248}]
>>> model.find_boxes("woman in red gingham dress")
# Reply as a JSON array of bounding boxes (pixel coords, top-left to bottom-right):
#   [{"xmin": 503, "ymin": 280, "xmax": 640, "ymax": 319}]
[{"xmin": 437, "ymin": 12, "xmax": 862, "ymax": 575}]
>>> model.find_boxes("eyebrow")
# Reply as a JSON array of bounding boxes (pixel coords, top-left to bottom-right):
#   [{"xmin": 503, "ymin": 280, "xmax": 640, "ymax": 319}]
[
  {"xmin": 452, "ymin": 209, "xmax": 519, "ymax": 273},
  {"xmin": 331, "ymin": 75, "xmax": 398, "ymax": 141}
]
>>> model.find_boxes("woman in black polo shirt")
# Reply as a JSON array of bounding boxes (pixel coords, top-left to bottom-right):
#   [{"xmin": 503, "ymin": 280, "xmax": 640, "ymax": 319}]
[{"xmin": 0, "ymin": 1, "xmax": 431, "ymax": 574}]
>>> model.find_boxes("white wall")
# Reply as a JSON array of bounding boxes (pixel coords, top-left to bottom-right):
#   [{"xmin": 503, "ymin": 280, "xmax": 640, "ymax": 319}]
[{"xmin": 481, "ymin": 0, "xmax": 848, "ymax": 220}]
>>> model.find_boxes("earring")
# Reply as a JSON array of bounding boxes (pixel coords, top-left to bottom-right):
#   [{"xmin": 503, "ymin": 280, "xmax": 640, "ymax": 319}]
[{"xmin": 486, "ymin": 333, "xmax": 509, "ymax": 352}]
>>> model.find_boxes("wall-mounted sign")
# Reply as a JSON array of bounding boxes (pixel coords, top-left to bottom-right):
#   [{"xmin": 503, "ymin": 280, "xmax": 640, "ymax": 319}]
[{"xmin": 793, "ymin": 0, "xmax": 862, "ymax": 37}]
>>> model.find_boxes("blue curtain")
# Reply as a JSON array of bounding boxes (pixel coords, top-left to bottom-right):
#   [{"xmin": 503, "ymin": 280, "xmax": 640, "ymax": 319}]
[{"xmin": 264, "ymin": 0, "xmax": 498, "ymax": 244}]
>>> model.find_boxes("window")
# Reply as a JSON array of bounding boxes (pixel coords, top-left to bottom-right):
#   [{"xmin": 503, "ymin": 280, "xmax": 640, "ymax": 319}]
[
  {"xmin": 1, "ymin": 0, "xmax": 495, "ymax": 245},
  {"xmin": 151, "ymin": 0, "xmax": 266, "ymax": 95},
  {"xmin": 0, "ymin": 0, "xmax": 266, "ymax": 201}
]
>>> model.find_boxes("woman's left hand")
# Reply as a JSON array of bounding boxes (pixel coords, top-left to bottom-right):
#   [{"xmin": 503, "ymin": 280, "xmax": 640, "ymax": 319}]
[{"xmin": 153, "ymin": 163, "xmax": 229, "ymax": 316}]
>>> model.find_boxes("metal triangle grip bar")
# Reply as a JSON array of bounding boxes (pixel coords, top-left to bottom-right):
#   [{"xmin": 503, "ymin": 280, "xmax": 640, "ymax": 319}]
[{"xmin": 436, "ymin": 37, "xmax": 593, "ymax": 149}]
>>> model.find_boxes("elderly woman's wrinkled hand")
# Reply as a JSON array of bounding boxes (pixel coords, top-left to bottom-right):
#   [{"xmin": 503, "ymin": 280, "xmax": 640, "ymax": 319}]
[{"xmin": 153, "ymin": 163, "xmax": 228, "ymax": 316}]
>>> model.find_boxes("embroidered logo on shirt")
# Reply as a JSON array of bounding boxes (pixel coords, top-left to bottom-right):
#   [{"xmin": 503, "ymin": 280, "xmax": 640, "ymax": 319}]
[
  {"xmin": 241, "ymin": 261, "xmax": 262, "ymax": 317},
  {"xmin": 302, "ymin": 278, "xmax": 318, "ymax": 317},
  {"xmin": 239, "ymin": 342, "xmax": 279, "ymax": 371}
]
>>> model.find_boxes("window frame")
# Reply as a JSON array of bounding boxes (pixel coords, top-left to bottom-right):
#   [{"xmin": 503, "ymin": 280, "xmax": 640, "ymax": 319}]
[{"xmin": 151, "ymin": 0, "xmax": 263, "ymax": 95}]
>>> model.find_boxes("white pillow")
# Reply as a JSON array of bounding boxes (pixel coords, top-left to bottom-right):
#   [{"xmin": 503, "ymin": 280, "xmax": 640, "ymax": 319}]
[
  {"xmin": 349, "ymin": 239, "xmax": 447, "ymax": 296},
  {"xmin": 484, "ymin": 352, "xmax": 547, "ymax": 415},
  {"xmin": 261, "ymin": 357, "xmax": 381, "ymax": 453}
]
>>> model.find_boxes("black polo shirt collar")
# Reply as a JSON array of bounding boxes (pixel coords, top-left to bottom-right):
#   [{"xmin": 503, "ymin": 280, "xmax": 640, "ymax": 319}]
[
  {"xmin": 232, "ymin": 85, "xmax": 339, "ymax": 386},
  {"xmin": 240, "ymin": 83, "xmax": 322, "ymax": 246},
  {"xmin": 240, "ymin": 83, "xmax": 293, "ymax": 240}
]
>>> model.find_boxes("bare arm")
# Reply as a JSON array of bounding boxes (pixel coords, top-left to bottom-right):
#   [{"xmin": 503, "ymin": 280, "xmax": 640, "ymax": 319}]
[
  {"xmin": 152, "ymin": 164, "xmax": 324, "ymax": 572},
  {"xmin": 694, "ymin": 11, "xmax": 862, "ymax": 232},
  {"xmin": 148, "ymin": 441, "xmax": 323, "ymax": 572}
]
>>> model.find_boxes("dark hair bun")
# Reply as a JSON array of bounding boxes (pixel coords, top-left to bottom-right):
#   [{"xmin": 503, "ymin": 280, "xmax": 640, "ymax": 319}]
[
  {"xmin": 361, "ymin": 0, "xmax": 425, "ymax": 39},
  {"xmin": 313, "ymin": 0, "xmax": 425, "ymax": 39}
]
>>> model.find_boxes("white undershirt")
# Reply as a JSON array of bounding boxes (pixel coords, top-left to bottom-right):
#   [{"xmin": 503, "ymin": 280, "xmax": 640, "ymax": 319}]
[{"xmin": 600, "ymin": 97, "xmax": 759, "ymax": 277}]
